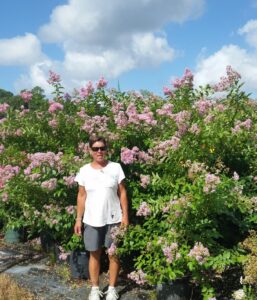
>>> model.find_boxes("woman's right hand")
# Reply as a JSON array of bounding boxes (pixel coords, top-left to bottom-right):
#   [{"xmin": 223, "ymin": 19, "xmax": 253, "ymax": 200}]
[{"xmin": 74, "ymin": 220, "xmax": 82, "ymax": 236}]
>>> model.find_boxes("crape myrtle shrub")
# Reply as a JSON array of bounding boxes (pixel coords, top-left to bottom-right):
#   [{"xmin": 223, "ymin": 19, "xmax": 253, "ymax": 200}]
[{"xmin": 0, "ymin": 67, "xmax": 256, "ymax": 299}]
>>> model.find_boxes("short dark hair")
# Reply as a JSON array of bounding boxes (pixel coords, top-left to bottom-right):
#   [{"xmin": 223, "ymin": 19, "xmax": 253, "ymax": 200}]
[{"xmin": 89, "ymin": 136, "xmax": 107, "ymax": 148}]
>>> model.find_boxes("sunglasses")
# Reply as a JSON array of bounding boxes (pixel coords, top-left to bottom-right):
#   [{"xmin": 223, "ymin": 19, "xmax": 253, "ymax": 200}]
[{"xmin": 91, "ymin": 146, "xmax": 107, "ymax": 152}]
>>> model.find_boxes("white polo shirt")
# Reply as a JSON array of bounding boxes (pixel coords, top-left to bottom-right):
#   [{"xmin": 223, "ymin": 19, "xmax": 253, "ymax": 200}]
[{"xmin": 75, "ymin": 161, "xmax": 125, "ymax": 227}]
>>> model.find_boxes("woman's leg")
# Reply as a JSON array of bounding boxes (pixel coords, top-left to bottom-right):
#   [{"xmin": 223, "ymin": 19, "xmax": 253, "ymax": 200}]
[
  {"xmin": 108, "ymin": 254, "xmax": 120, "ymax": 286},
  {"xmin": 89, "ymin": 249, "xmax": 102, "ymax": 286}
]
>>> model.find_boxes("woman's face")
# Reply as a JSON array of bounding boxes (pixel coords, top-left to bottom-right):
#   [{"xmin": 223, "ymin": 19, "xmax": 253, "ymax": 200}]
[{"xmin": 90, "ymin": 141, "xmax": 107, "ymax": 163}]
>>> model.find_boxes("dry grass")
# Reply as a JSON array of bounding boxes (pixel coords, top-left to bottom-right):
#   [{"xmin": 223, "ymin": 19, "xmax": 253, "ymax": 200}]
[{"xmin": 0, "ymin": 274, "xmax": 36, "ymax": 300}]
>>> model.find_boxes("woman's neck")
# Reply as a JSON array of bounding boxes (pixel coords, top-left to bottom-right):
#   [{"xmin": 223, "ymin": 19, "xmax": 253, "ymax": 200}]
[{"xmin": 91, "ymin": 160, "xmax": 108, "ymax": 169}]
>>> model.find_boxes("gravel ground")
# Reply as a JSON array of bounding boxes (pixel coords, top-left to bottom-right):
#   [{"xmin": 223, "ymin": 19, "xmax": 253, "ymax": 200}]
[{"xmin": 1, "ymin": 240, "xmax": 155, "ymax": 300}]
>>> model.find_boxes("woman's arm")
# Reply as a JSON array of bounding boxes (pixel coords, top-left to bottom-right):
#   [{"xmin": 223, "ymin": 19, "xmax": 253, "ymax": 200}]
[
  {"xmin": 74, "ymin": 185, "xmax": 87, "ymax": 236},
  {"xmin": 118, "ymin": 180, "xmax": 129, "ymax": 226}
]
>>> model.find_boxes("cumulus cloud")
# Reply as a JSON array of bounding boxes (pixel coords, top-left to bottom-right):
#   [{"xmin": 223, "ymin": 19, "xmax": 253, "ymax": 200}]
[
  {"xmin": 39, "ymin": 0, "xmax": 204, "ymax": 48},
  {"xmin": 63, "ymin": 32, "xmax": 175, "ymax": 80},
  {"xmin": 238, "ymin": 19, "xmax": 257, "ymax": 48},
  {"xmin": 35, "ymin": 0, "xmax": 203, "ymax": 86},
  {"xmin": 0, "ymin": 33, "xmax": 44, "ymax": 66},
  {"xmin": 12, "ymin": 0, "xmax": 205, "ymax": 93},
  {"xmin": 194, "ymin": 19, "xmax": 257, "ymax": 95},
  {"xmin": 14, "ymin": 60, "xmax": 59, "ymax": 95}
]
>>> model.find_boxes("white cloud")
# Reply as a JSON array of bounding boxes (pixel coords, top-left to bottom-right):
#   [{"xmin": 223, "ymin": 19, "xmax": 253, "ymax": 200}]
[
  {"xmin": 194, "ymin": 20, "xmax": 257, "ymax": 95},
  {"xmin": 13, "ymin": 0, "xmax": 204, "ymax": 93},
  {"xmin": 39, "ymin": 0, "xmax": 204, "ymax": 49},
  {"xmin": 0, "ymin": 33, "xmax": 44, "ymax": 66},
  {"xmin": 63, "ymin": 33, "xmax": 175, "ymax": 81},
  {"xmin": 238, "ymin": 19, "xmax": 257, "ymax": 48},
  {"xmin": 14, "ymin": 60, "xmax": 57, "ymax": 94},
  {"xmin": 64, "ymin": 50, "xmax": 136, "ymax": 80},
  {"xmin": 131, "ymin": 33, "xmax": 175, "ymax": 66}
]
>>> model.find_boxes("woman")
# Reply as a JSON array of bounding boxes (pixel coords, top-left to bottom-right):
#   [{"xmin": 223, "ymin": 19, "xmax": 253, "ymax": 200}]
[{"xmin": 74, "ymin": 136, "xmax": 129, "ymax": 300}]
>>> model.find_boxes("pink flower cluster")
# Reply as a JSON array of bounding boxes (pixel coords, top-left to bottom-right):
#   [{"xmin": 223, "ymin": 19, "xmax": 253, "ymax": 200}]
[
  {"xmin": 163, "ymin": 86, "xmax": 174, "ymax": 97},
  {"xmin": 162, "ymin": 199, "xmax": 179, "ymax": 213},
  {"xmin": 172, "ymin": 110, "xmax": 191, "ymax": 136},
  {"xmin": 80, "ymin": 81, "xmax": 94, "ymax": 98},
  {"xmin": 78, "ymin": 142, "xmax": 89, "ymax": 153},
  {"xmin": 172, "ymin": 68, "xmax": 194, "ymax": 89},
  {"xmin": 212, "ymin": 65, "xmax": 241, "ymax": 92},
  {"xmin": 0, "ymin": 103, "xmax": 10, "ymax": 113},
  {"xmin": 24, "ymin": 151, "xmax": 63, "ymax": 175},
  {"xmin": 41, "ymin": 178, "xmax": 57, "ymax": 190},
  {"xmin": 107, "ymin": 242, "xmax": 117, "ymax": 256},
  {"xmin": 127, "ymin": 269, "xmax": 147, "ymax": 285},
  {"xmin": 140, "ymin": 175, "xmax": 150, "ymax": 188},
  {"xmin": 162, "ymin": 242, "xmax": 179, "ymax": 263},
  {"xmin": 173, "ymin": 110, "xmax": 191, "ymax": 124},
  {"xmin": 0, "ymin": 144, "xmax": 4, "ymax": 153},
  {"xmin": 19, "ymin": 108, "xmax": 30, "ymax": 116},
  {"xmin": 188, "ymin": 242, "xmax": 210, "ymax": 264},
  {"xmin": 232, "ymin": 172, "xmax": 240, "ymax": 181},
  {"xmin": 136, "ymin": 201, "xmax": 151, "ymax": 217},
  {"xmin": 42, "ymin": 204, "xmax": 61, "ymax": 226},
  {"xmin": 48, "ymin": 119, "xmax": 58, "ymax": 128},
  {"xmin": 138, "ymin": 107, "xmax": 157, "ymax": 126},
  {"xmin": 110, "ymin": 225, "xmax": 126, "ymax": 243},
  {"xmin": 96, "ymin": 76, "xmax": 108, "ymax": 89},
  {"xmin": 1, "ymin": 192, "xmax": 8, "ymax": 202},
  {"xmin": 58, "ymin": 246, "xmax": 70, "ymax": 261},
  {"xmin": 114, "ymin": 111, "xmax": 128, "ymax": 128},
  {"xmin": 204, "ymin": 114, "xmax": 215, "ymax": 124},
  {"xmin": 48, "ymin": 102, "xmax": 64, "ymax": 113},
  {"xmin": 77, "ymin": 107, "xmax": 88, "ymax": 119},
  {"xmin": 153, "ymin": 136, "xmax": 181, "ymax": 157},
  {"xmin": 15, "ymin": 129, "xmax": 23, "ymax": 136},
  {"xmin": 47, "ymin": 70, "xmax": 61, "ymax": 85},
  {"xmin": 0, "ymin": 165, "xmax": 20, "ymax": 189},
  {"xmin": 29, "ymin": 173, "xmax": 41, "ymax": 181},
  {"xmin": 188, "ymin": 123, "xmax": 201, "ymax": 135},
  {"xmin": 120, "ymin": 147, "xmax": 139, "ymax": 164},
  {"xmin": 65, "ymin": 205, "xmax": 75, "ymax": 215},
  {"xmin": 193, "ymin": 99, "xmax": 213, "ymax": 115},
  {"xmin": 232, "ymin": 119, "xmax": 252, "ymax": 134},
  {"xmin": 203, "ymin": 173, "xmax": 221, "ymax": 193},
  {"xmin": 111, "ymin": 100, "xmax": 124, "ymax": 114},
  {"xmin": 214, "ymin": 103, "xmax": 226, "ymax": 112},
  {"xmin": 20, "ymin": 91, "xmax": 33, "ymax": 103},
  {"xmin": 81, "ymin": 115, "xmax": 109, "ymax": 135},
  {"xmin": 126, "ymin": 103, "xmax": 140, "ymax": 124},
  {"xmin": 162, "ymin": 197, "xmax": 188, "ymax": 217},
  {"xmin": 188, "ymin": 161, "xmax": 206, "ymax": 179},
  {"xmin": 63, "ymin": 175, "xmax": 76, "ymax": 187},
  {"xmin": 250, "ymin": 196, "xmax": 257, "ymax": 212},
  {"xmin": 156, "ymin": 103, "xmax": 173, "ymax": 117}
]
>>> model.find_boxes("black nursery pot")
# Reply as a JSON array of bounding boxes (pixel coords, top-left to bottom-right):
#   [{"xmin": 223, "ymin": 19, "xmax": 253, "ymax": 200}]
[
  {"xmin": 156, "ymin": 279, "xmax": 192, "ymax": 300},
  {"xmin": 40, "ymin": 231, "xmax": 56, "ymax": 253},
  {"xmin": 4, "ymin": 228, "xmax": 21, "ymax": 244},
  {"xmin": 69, "ymin": 249, "xmax": 89, "ymax": 279}
]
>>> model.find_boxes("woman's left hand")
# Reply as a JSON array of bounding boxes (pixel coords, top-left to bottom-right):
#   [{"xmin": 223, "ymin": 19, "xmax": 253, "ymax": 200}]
[{"xmin": 121, "ymin": 215, "xmax": 129, "ymax": 227}]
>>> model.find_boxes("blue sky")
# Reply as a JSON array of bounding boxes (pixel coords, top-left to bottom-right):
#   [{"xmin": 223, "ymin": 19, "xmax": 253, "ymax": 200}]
[{"xmin": 1, "ymin": 0, "xmax": 257, "ymax": 97}]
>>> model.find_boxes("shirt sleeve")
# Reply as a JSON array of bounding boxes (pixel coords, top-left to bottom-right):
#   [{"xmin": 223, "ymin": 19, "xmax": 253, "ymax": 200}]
[
  {"xmin": 74, "ymin": 169, "xmax": 85, "ymax": 186},
  {"xmin": 118, "ymin": 164, "xmax": 125, "ymax": 183}
]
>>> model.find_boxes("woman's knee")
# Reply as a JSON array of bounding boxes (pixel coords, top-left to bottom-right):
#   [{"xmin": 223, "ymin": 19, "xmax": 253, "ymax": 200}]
[
  {"xmin": 108, "ymin": 254, "xmax": 120, "ymax": 263},
  {"xmin": 90, "ymin": 249, "xmax": 102, "ymax": 260}
]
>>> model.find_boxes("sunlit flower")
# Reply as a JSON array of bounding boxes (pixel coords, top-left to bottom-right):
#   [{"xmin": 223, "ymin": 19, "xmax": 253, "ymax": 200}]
[
  {"xmin": 20, "ymin": 90, "xmax": 33, "ymax": 103},
  {"xmin": 188, "ymin": 242, "xmax": 210, "ymax": 264},
  {"xmin": 128, "ymin": 269, "xmax": 147, "ymax": 285},
  {"xmin": 136, "ymin": 202, "xmax": 151, "ymax": 217}
]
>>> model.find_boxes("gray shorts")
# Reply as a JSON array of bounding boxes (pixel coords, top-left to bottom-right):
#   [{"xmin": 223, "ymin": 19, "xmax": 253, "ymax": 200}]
[{"xmin": 83, "ymin": 223, "xmax": 120, "ymax": 252}]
